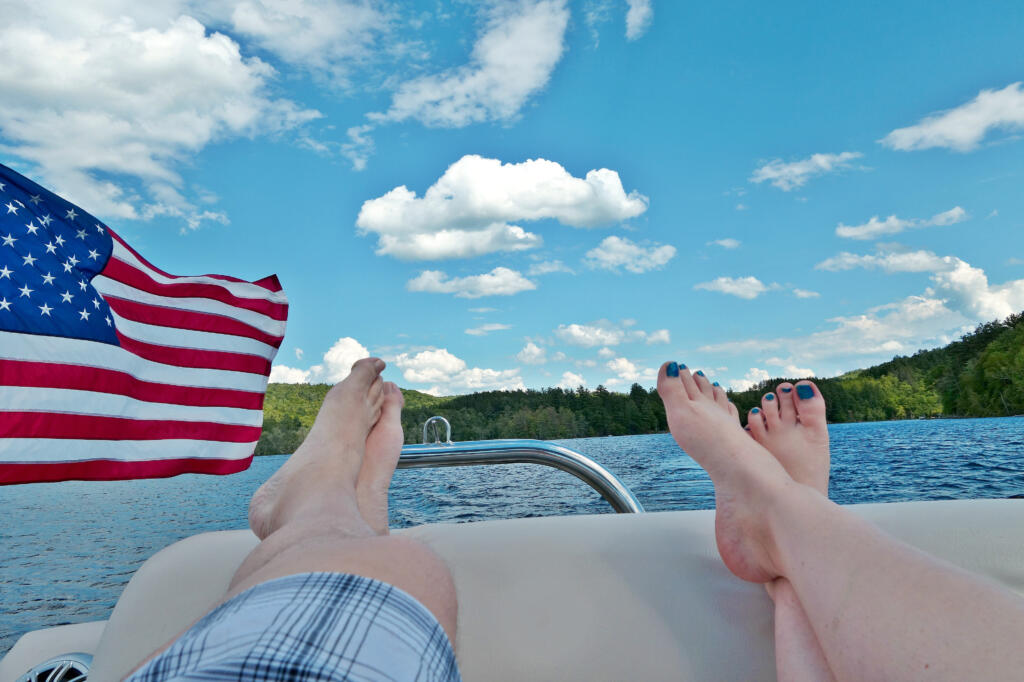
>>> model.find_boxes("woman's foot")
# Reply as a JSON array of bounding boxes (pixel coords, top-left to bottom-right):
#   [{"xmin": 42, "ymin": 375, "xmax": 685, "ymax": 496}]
[
  {"xmin": 657, "ymin": 362, "xmax": 797, "ymax": 584},
  {"xmin": 248, "ymin": 357, "xmax": 387, "ymax": 540},
  {"xmin": 746, "ymin": 382, "xmax": 830, "ymax": 494}
]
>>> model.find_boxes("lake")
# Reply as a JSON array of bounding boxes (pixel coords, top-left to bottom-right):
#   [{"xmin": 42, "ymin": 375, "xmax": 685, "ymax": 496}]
[{"xmin": 3, "ymin": 417, "xmax": 1024, "ymax": 654}]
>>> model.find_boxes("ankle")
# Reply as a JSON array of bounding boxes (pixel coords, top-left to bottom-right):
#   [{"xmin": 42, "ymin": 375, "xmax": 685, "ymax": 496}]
[{"xmin": 763, "ymin": 479, "xmax": 830, "ymax": 578}]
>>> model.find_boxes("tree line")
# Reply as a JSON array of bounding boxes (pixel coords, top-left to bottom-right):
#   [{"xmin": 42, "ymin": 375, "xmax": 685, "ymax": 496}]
[{"xmin": 255, "ymin": 311, "xmax": 1024, "ymax": 454}]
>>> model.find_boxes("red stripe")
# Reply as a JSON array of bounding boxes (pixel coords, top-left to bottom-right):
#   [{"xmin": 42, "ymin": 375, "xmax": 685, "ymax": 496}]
[
  {"xmin": 0, "ymin": 359, "xmax": 265, "ymax": 409},
  {"xmin": 108, "ymin": 228, "xmax": 284, "ymax": 293},
  {"xmin": 105, "ymin": 296, "xmax": 283, "ymax": 348},
  {"xmin": 0, "ymin": 455, "xmax": 253, "ymax": 485},
  {"xmin": 1, "ymin": 412, "xmax": 262, "ymax": 442},
  {"xmin": 103, "ymin": 258, "xmax": 288, "ymax": 321},
  {"xmin": 116, "ymin": 331, "xmax": 271, "ymax": 375}
]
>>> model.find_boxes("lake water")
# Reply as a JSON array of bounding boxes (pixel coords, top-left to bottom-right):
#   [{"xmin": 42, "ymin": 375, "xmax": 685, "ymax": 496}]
[{"xmin": 3, "ymin": 417, "xmax": 1024, "ymax": 654}]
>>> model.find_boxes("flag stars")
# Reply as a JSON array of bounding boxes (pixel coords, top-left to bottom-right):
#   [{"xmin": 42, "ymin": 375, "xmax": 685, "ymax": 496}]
[
  {"xmin": 6, "ymin": 201, "xmax": 19, "ymax": 214},
  {"xmin": 44, "ymin": 241, "xmax": 57, "ymax": 254},
  {"xmin": 95, "ymin": 224, "xmax": 104, "ymax": 233},
  {"xmin": 22, "ymin": 253, "xmax": 37, "ymax": 267},
  {"xmin": 78, "ymin": 279, "xmax": 87, "ymax": 291},
  {"xmin": 65, "ymin": 208, "xmax": 78, "ymax": 221},
  {"xmin": 41, "ymin": 272, "xmax": 55, "ymax": 285},
  {"xmin": 29, "ymin": 194, "xmax": 42, "ymax": 205},
  {"xmin": 88, "ymin": 248, "xmax": 100, "ymax": 260},
  {"xmin": 62, "ymin": 260, "xmax": 73, "ymax": 273},
  {"xmin": 68, "ymin": 254, "xmax": 80, "ymax": 266},
  {"xmin": 105, "ymin": 315, "xmax": 112, "ymax": 326},
  {"xmin": 0, "ymin": 298, "xmax": 10, "ymax": 312},
  {"xmin": 18, "ymin": 284, "xmax": 32, "ymax": 298},
  {"xmin": 2, "ymin": 233, "xmax": 15, "ymax": 247},
  {"xmin": 26, "ymin": 222, "xmax": 39, "ymax": 235},
  {"xmin": 0, "ymin": 265, "xmax": 11, "ymax": 279},
  {"xmin": 54, "ymin": 235, "xmax": 65, "ymax": 246},
  {"xmin": 40, "ymin": 215, "xmax": 53, "ymax": 227},
  {"xmin": 40, "ymin": 303, "xmax": 53, "ymax": 316},
  {"xmin": 92, "ymin": 297, "xmax": 101, "ymax": 309},
  {"xmin": 60, "ymin": 291, "xmax": 73, "ymax": 303},
  {"xmin": 76, "ymin": 228, "xmax": 87, "ymax": 240},
  {"xmin": 78, "ymin": 308, "xmax": 90, "ymax": 321}
]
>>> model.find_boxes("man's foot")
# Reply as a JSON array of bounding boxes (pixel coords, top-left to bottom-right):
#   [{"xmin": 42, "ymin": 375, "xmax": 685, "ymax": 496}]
[
  {"xmin": 357, "ymin": 382, "xmax": 405, "ymax": 535},
  {"xmin": 746, "ymin": 381, "xmax": 830, "ymax": 494},
  {"xmin": 248, "ymin": 357, "xmax": 386, "ymax": 540},
  {"xmin": 657, "ymin": 362, "xmax": 796, "ymax": 584}
]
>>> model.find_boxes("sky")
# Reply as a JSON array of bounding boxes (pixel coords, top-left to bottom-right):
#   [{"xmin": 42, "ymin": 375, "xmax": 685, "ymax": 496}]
[{"xmin": 1, "ymin": 0, "xmax": 1023, "ymax": 395}]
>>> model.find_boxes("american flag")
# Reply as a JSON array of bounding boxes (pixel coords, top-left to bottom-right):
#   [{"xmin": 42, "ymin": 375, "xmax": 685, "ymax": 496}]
[{"xmin": 0, "ymin": 163, "xmax": 287, "ymax": 485}]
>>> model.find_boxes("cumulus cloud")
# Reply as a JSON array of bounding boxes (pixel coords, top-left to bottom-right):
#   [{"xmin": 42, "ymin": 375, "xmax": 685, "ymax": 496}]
[
  {"xmin": 816, "ymin": 248, "xmax": 948, "ymax": 273},
  {"xmin": 357, "ymin": 154, "xmax": 648, "ymax": 260},
  {"xmin": 694, "ymin": 276, "xmax": 768, "ymax": 299},
  {"xmin": 597, "ymin": 347, "xmax": 616, "ymax": 358},
  {"xmin": 793, "ymin": 289, "xmax": 820, "ymax": 299},
  {"xmin": 268, "ymin": 337, "xmax": 370, "ymax": 384},
  {"xmin": 625, "ymin": 0, "xmax": 653, "ymax": 40},
  {"xmin": 553, "ymin": 319, "xmax": 666, "ymax": 347},
  {"xmin": 881, "ymin": 82, "xmax": 1024, "ymax": 152},
  {"xmin": 516, "ymin": 341, "xmax": 547, "ymax": 364},
  {"xmin": 294, "ymin": 348, "xmax": 304, "ymax": 359},
  {"xmin": 269, "ymin": 365, "xmax": 312, "ymax": 383},
  {"xmin": 583, "ymin": 236, "xmax": 676, "ymax": 273},
  {"xmin": 407, "ymin": 267, "xmax": 536, "ymax": 298},
  {"xmin": 0, "ymin": 3, "xmax": 321, "ymax": 226},
  {"xmin": 394, "ymin": 347, "xmax": 524, "ymax": 394},
  {"xmin": 730, "ymin": 368, "xmax": 772, "ymax": 392},
  {"xmin": 645, "ymin": 329, "xmax": 671, "ymax": 344},
  {"xmin": 465, "ymin": 323, "xmax": 512, "ymax": 336},
  {"xmin": 605, "ymin": 356, "xmax": 657, "ymax": 386},
  {"xmin": 527, "ymin": 259, "xmax": 575, "ymax": 275},
  {"xmin": 750, "ymin": 152, "xmax": 863, "ymax": 191},
  {"xmin": 557, "ymin": 371, "xmax": 586, "ymax": 388},
  {"xmin": 835, "ymin": 206, "xmax": 968, "ymax": 240},
  {"xmin": 708, "ymin": 238, "xmax": 741, "ymax": 249}
]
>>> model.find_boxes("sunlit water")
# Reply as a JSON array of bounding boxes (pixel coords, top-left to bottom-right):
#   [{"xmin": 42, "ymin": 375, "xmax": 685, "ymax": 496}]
[{"xmin": 3, "ymin": 417, "xmax": 1024, "ymax": 653}]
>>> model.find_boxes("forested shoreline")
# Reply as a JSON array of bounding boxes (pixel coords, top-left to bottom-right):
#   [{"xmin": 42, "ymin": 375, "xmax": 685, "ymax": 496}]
[{"xmin": 255, "ymin": 312, "xmax": 1024, "ymax": 454}]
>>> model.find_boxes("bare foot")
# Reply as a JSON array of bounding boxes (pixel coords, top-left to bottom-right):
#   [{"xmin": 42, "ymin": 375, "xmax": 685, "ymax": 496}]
[
  {"xmin": 746, "ymin": 381, "xmax": 829, "ymax": 494},
  {"xmin": 357, "ymin": 382, "xmax": 405, "ymax": 535},
  {"xmin": 657, "ymin": 362, "xmax": 796, "ymax": 584},
  {"xmin": 248, "ymin": 357, "xmax": 386, "ymax": 540}
]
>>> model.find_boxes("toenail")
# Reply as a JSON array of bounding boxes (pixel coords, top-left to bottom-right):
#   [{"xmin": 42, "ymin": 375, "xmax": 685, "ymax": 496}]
[
  {"xmin": 713, "ymin": 381, "xmax": 720, "ymax": 387},
  {"xmin": 781, "ymin": 387, "xmax": 792, "ymax": 393},
  {"xmin": 667, "ymin": 361, "xmax": 679, "ymax": 377},
  {"xmin": 679, "ymin": 362, "xmax": 687, "ymax": 369},
  {"xmin": 796, "ymin": 384, "xmax": 814, "ymax": 399},
  {"xmin": 695, "ymin": 370, "xmax": 704, "ymax": 376},
  {"xmin": 765, "ymin": 393, "xmax": 775, "ymax": 401},
  {"xmin": 751, "ymin": 407, "xmax": 760, "ymax": 414}
]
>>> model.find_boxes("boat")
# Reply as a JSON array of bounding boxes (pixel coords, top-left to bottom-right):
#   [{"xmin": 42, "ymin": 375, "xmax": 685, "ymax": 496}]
[{"xmin": 4, "ymin": 417, "xmax": 1024, "ymax": 681}]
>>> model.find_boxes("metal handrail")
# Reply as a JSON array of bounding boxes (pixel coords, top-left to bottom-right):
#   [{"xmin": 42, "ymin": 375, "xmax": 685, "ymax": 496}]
[{"xmin": 397, "ymin": 437, "xmax": 645, "ymax": 514}]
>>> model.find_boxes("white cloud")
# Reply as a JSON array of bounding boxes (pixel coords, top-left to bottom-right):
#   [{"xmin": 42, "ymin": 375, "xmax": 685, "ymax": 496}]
[
  {"xmin": 694, "ymin": 276, "xmax": 768, "ymax": 299},
  {"xmin": 605, "ymin": 356, "xmax": 657, "ymax": 386},
  {"xmin": 708, "ymin": 238, "xmax": 741, "ymax": 249},
  {"xmin": 730, "ymin": 368, "xmax": 772, "ymax": 392},
  {"xmin": 764, "ymin": 358, "xmax": 815, "ymax": 378},
  {"xmin": 407, "ymin": 267, "xmax": 536, "ymax": 298},
  {"xmin": 370, "ymin": 0, "xmax": 569, "ymax": 128},
  {"xmin": 557, "ymin": 371, "xmax": 586, "ymax": 388},
  {"xmin": 816, "ymin": 248, "xmax": 948, "ymax": 273},
  {"xmin": 469, "ymin": 307, "xmax": 497, "ymax": 313},
  {"xmin": 0, "ymin": 5, "xmax": 321, "ymax": 226},
  {"xmin": 750, "ymin": 152, "xmax": 863, "ymax": 191},
  {"xmin": 527, "ymin": 259, "xmax": 574, "ymax": 275},
  {"xmin": 835, "ymin": 206, "xmax": 968, "ymax": 240},
  {"xmin": 735, "ymin": 203, "xmax": 748, "ymax": 211},
  {"xmin": 269, "ymin": 365, "xmax": 312, "ymax": 384},
  {"xmin": 584, "ymin": 236, "xmax": 676, "ymax": 273},
  {"xmin": 294, "ymin": 347, "xmax": 304, "ymax": 359},
  {"xmin": 597, "ymin": 346, "xmax": 616, "ymax": 358},
  {"xmin": 881, "ymin": 82, "xmax": 1024, "ymax": 152},
  {"xmin": 624, "ymin": 0, "xmax": 653, "ymax": 40},
  {"xmin": 793, "ymin": 289, "xmax": 820, "ymax": 299},
  {"xmin": 517, "ymin": 341, "xmax": 547, "ymax": 364},
  {"xmin": 357, "ymin": 154, "xmax": 647, "ymax": 260},
  {"xmin": 554, "ymin": 319, "xmax": 666, "ymax": 347},
  {"xmin": 465, "ymin": 323, "xmax": 512, "ymax": 336},
  {"xmin": 394, "ymin": 347, "xmax": 524, "ymax": 394},
  {"xmin": 645, "ymin": 329, "xmax": 671, "ymax": 344}
]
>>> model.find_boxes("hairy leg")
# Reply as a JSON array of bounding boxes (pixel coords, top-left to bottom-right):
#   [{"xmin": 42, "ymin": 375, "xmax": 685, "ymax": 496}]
[{"xmin": 659, "ymin": 361, "xmax": 1024, "ymax": 681}]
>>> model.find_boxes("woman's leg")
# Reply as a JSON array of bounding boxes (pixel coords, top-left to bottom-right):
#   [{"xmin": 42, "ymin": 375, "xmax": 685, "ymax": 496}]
[{"xmin": 659, "ymin": 362, "xmax": 1024, "ymax": 681}]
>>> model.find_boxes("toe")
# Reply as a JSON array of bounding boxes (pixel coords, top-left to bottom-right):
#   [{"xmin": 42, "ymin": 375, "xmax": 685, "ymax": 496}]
[
  {"xmin": 712, "ymin": 381, "xmax": 730, "ymax": 408},
  {"xmin": 762, "ymin": 392, "xmax": 780, "ymax": 429},
  {"xmin": 747, "ymin": 405, "xmax": 767, "ymax": 439},
  {"xmin": 657, "ymin": 362, "xmax": 692, "ymax": 403},
  {"xmin": 728, "ymin": 400, "xmax": 739, "ymax": 421},
  {"xmin": 677, "ymin": 363, "xmax": 702, "ymax": 400},
  {"xmin": 349, "ymin": 357, "xmax": 386, "ymax": 387},
  {"xmin": 776, "ymin": 383, "xmax": 797, "ymax": 424},
  {"xmin": 693, "ymin": 369, "xmax": 714, "ymax": 398},
  {"xmin": 793, "ymin": 380, "xmax": 827, "ymax": 430}
]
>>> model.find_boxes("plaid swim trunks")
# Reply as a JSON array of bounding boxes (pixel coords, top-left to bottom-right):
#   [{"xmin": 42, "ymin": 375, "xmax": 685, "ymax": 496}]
[{"xmin": 125, "ymin": 572, "xmax": 461, "ymax": 681}]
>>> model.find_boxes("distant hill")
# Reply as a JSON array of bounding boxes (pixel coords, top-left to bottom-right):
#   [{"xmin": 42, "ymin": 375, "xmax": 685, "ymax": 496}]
[{"xmin": 255, "ymin": 311, "xmax": 1024, "ymax": 454}]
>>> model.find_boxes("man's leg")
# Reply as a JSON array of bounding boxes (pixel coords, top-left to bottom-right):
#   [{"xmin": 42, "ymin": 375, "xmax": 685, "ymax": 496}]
[{"xmin": 659, "ymin": 361, "xmax": 1024, "ymax": 681}]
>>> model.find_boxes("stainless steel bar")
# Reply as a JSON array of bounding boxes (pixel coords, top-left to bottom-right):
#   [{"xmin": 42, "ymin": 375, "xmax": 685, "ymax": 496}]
[{"xmin": 398, "ymin": 438, "xmax": 645, "ymax": 514}]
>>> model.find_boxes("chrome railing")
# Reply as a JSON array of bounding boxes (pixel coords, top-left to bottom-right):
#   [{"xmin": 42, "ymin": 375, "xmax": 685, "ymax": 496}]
[{"xmin": 397, "ymin": 416, "xmax": 644, "ymax": 514}]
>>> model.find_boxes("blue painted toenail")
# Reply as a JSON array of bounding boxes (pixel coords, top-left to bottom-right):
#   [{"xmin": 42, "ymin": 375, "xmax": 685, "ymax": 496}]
[
  {"xmin": 667, "ymin": 362, "xmax": 679, "ymax": 377},
  {"xmin": 713, "ymin": 381, "xmax": 720, "ymax": 387},
  {"xmin": 797, "ymin": 384, "xmax": 814, "ymax": 400},
  {"xmin": 751, "ymin": 407, "xmax": 760, "ymax": 414},
  {"xmin": 695, "ymin": 370, "xmax": 704, "ymax": 376},
  {"xmin": 765, "ymin": 393, "xmax": 775, "ymax": 401},
  {"xmin": 781, "ymin": 387, "xmax": 792, "ymax": 393},
  {"xmin": 679, "ymin": 362, "xmax": 687, "ymax": 369}
]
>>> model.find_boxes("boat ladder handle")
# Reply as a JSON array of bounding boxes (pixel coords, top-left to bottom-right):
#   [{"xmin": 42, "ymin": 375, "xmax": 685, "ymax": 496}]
[
  {"xmin": 398, "ymin": 436, "xmax": 645, "ymax": 514},
  {"xmin": 422, "ymin": 415, "xmax": 453, "ymax": 445}
]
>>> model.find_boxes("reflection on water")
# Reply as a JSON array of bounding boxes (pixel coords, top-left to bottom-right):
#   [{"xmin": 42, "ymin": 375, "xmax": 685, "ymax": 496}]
[{"xmin": 2, "ymin": 417, "xmax": 1024, "ymax": 652}]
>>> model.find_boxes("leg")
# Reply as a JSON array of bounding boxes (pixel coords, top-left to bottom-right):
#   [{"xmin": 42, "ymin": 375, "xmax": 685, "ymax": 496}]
[{"xmin": 659, "ymin": 362, "xmax": 1024, "ymax": 681}]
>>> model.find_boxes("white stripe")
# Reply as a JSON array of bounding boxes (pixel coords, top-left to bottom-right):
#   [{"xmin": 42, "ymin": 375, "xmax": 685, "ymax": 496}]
[
  {"xmin": 0, "ymin": 438, "xmax": 255, "ymax": 463},
  {"xmin": 0, "ymin": 386, "xmax": 263, "ymax": 426},
  {"xmin": 0, "ymin": 330, "xmax": 270, "ymax": 393},
  {"xmin": 112, "ymin": 241, "xmax": 288, "ymax": 304},
  {"xmin": 93, "ymin": 277, "xmax": 286, "ymax": 338},
  {"xmin": 112, "ymin": 312, "xmax": 277, "ymax": 360}
]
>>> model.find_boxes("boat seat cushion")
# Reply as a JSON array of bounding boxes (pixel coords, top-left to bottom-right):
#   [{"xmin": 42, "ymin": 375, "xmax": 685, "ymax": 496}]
[{"xmin": 89, "ymin": 499, "xmax": 1024, "ymax": 681}]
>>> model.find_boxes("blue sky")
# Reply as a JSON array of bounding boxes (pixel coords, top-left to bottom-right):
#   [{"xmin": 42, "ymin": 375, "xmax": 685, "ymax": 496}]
[{"xmin": 2, "ymin": 0, "xmax": 1023, "ymax": 394}]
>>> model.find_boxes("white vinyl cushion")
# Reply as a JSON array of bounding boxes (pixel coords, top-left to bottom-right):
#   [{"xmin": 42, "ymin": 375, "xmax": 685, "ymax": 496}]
[{"xmin": 84, "ymin": 499, "xmax": 1024, "ymax": 682}]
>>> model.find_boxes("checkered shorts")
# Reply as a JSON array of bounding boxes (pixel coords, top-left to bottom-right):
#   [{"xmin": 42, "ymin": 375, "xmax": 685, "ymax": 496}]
[{"xmin": 126, "ymin": 572, "xmax": 461, "ymax": 681}]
